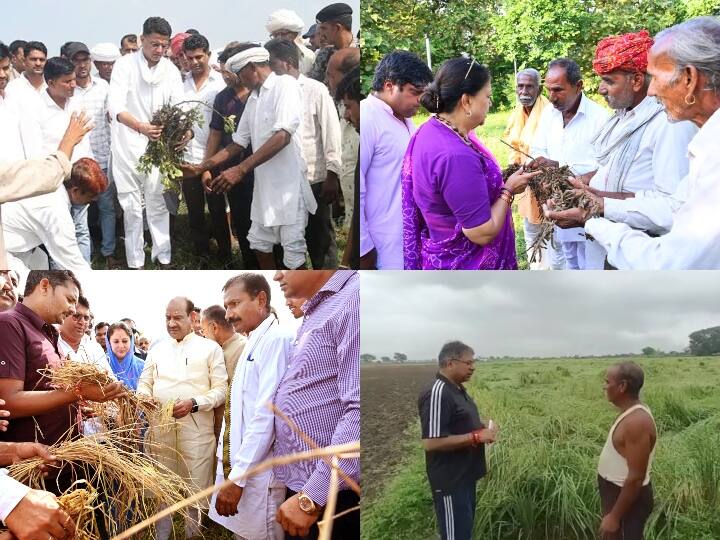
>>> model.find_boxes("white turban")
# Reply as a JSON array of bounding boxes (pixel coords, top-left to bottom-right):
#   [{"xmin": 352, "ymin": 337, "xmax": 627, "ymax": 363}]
[
  {"xmin": 226, "ymin": 47, "xmax": 270, "ymax": 73},
  {"xmin": 266, "ymin": 9, "xmax": 305, "ymax": 34},
  {"xmin": 90, "ymin": 42, "xmax": 121, "ymax": 62}
]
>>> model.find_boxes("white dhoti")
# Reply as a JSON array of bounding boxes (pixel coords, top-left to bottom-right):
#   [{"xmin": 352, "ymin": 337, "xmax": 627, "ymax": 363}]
[
  {"xmin": 208, "ymin": 466, "xmax": 284, "ymax": 540},
  {"xmin": 248, "ymin": 196, "xmax": 309, "ymax": 269}
]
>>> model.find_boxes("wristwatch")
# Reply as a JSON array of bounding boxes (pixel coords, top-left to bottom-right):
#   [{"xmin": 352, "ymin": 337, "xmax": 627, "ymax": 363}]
[
  {"xmin": 298, "ymin": 492, "xmax": 320, "ymax": 515},
  {"xmin": 190, "ymin": 398, "xmax": 199, "ymax": 413}
]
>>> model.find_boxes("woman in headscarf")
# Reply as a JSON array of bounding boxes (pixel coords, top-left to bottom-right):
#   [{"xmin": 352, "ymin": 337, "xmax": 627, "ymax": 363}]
[
  {"xmin": 105, "ymin": 322, "xmax": 145, "ymax": 390},
  {"xmin": 402, "ymin": 57, "xmax": 540, "ymax": 270}
]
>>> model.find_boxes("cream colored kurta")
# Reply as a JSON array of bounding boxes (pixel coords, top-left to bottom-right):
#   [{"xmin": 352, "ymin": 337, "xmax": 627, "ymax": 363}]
[
  {"xmin": 221, "ymin": 332, "xmax": 246, "ymax": 383},
  {"xmin": 137, "ymin": 331, "xmax": 227, "ymax": 504}
]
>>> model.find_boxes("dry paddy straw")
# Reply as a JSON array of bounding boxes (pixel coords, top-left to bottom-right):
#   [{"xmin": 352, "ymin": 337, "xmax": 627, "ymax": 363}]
[{"xmin": 8, "ymin": 429, "xmax": 197, "ymax": 538}]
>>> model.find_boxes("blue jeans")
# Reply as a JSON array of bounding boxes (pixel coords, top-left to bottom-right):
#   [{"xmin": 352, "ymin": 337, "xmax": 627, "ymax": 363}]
[
  {"xmin": 96, "ymin": 169, "xmax": 117, "ymax": 256},
  {"xmin": 71, "ymin": 203, "xmax": 92, "ymax": 263}
]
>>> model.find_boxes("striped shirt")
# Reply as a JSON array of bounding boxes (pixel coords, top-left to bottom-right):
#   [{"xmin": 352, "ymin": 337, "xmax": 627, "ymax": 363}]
[
  {"xmin": 273, "ymin": 270, "xmax": 360, "ymax": 505},
  {"xmin": 74, "ymin": 77, "xmax": 111, "ymax": 169}
]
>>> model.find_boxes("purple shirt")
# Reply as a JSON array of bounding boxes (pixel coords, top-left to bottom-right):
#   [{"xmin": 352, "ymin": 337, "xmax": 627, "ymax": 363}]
[
  {"xmin": 410, "ymin": 118, "xmax": 492, "ymax": 240},
  {"xmin": 273, "ymin": 271, "xmax": 359, "ymax": 505},
  {"xmin": 360, "ymin": 94, "xmax": 415, "ymax": 269},
  {"xmin": 0, "ymin": 302, "xmax": 77, "ymax": 445}
]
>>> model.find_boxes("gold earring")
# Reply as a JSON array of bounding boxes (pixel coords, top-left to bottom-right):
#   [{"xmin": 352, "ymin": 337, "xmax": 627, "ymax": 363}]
[{"xmin": 684, "ymin": 94, "xmax": 696, "ymax": 106}]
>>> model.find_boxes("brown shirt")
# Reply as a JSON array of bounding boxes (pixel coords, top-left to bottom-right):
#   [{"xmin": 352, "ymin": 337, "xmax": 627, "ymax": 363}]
[
  {"xmin": 0, "ymin": 302, "xmax": 77, "ymax": 445},
  {"xmin": 221, "ymin": 332, "xmax": 246, "ymax": 383}
]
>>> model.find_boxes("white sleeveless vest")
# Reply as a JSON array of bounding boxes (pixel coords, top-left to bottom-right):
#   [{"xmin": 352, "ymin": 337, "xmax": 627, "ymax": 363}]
[{"xmin": 597, "ymin": 404, "xmax": 656, "ymax": 487}]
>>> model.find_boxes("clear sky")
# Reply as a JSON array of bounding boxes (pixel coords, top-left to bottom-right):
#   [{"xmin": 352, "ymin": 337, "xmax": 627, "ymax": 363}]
[
  {"xmin": 0, "ymin": 0, "xmax": 360, "ymax": 56},
  {"xmin": 361, "ymin": 271, "xmax": 720, "ymax": 359},
  {"xmin": 17, "ymin": 270, "xmax": 301, "ymax": 343}
]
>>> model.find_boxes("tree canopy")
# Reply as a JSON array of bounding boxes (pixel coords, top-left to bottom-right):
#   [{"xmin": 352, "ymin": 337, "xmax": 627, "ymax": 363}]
[{"xmin": 361, "ymin": 0, "xmax": 720, "ymax": 108}]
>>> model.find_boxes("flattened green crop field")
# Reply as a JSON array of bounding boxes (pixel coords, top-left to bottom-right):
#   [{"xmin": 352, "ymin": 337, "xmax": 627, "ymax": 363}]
[{"xmin": 361, "ymin": 357, "xmax": 720, "ymax": 539}]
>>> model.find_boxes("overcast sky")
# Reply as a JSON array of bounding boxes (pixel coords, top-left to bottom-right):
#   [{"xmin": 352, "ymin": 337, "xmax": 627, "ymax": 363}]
[
  {"xmin": 17, "ymin": 271, "xmax": 300, "ymax": 344},
  {"xmin": 1, "ymin": 0, "xmax": 360, "ymax": 56},
  {"xmin": 361, "ymin": 272, "xmax": 720, "ymax": 359}
]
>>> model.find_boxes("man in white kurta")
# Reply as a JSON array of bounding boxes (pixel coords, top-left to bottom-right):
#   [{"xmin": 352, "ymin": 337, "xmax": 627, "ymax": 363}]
[
  {"xmin": 107, "ymin": 17, "xmax": 184, "ymax": 268},
  {"xmin": 531, "ymin": 63, "xmax": 609, "ymax": 270},
  {"xmin": 198, "ymin": 48, "xmax": 316, "ymax": 269},
  {"xmin": 137, "ymin": 296, "xmax": 227, "ymax": 540},
  {"xmin": 581, "ymin": 31, "xmax": 697, "ymax": 269},
  {"xmin": 209, "ymin": 276, "xmax": 293, "ymax": 539}
]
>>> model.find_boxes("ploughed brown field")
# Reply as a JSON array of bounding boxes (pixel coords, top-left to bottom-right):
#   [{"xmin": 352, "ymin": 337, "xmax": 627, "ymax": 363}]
[{"xmin": 361, "ymin": 362, "xmax": 438, "ymax": 501}]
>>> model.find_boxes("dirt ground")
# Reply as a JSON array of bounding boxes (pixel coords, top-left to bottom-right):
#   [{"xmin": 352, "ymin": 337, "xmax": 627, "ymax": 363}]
[{"xmin": 361, "ymin": 362, "xmax": 437, "ymax": 501}]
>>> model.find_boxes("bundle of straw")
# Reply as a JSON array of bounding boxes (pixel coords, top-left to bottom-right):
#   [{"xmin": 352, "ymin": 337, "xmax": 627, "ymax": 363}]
[
  {"xmin": 39, "ymin": 361, "xmax": 169, "ymax": 437},
  {"xmin": 522, "ymin": 165, "xmax": 601, "ymax": 263},
  {"xmin": 58, "ymin": 481, "xmax": 103, "ymax": 540},
  {"xmin": 8, "ymin": 431, "xmax": 196, "ymax": 538}
]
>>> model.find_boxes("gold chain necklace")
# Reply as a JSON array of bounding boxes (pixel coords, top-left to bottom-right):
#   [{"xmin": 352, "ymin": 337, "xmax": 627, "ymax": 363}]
[{"xmin": 434, "ymin": 114, "xmax": 482, "ymax": 155}]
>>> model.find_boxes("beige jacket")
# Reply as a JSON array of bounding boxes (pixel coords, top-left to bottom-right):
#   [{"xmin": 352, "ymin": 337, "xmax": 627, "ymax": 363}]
[{"xmin": 0, "ymin": 152, "xmax": 71, "ymax": 268}]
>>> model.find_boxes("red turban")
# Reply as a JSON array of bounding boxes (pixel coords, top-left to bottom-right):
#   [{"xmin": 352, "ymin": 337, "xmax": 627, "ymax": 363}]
[
  {"xmin": 593, "ymin": 30, "xmax": 654, "ymax": 75},
  {"xmin": 170, "ymin": 32, "xmax": 190, "ymax": 57}
]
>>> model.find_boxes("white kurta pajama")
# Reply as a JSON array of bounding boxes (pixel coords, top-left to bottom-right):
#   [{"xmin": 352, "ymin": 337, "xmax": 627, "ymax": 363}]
[
  {"xmin": 584, "ymin": 97, "xmax": 697, "ymax": 268},
  {"xmin": 137, "ymin": 331, "xmax": 227, "ymax": 540},
  {"xmin": 585, "ymin": 108, "xmax": 720, "ymax": 269},
  {"xmin": 107, "ymin": 52, "xmax": 184, "ymax": 268},
  {"xmin": 232, "ymin": 72, "xmax": 317, "ymax": 269},
  {"xmin": 209, "ymin": 315, "xmax": 293, "ymax": 540},
  {"xmin": 531, "ymin": 94, "xmax": 609, "ymax": 269}
]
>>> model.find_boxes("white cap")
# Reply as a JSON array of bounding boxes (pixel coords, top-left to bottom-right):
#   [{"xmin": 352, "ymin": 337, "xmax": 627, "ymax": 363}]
[
  {"xmin": 266, "ymin": 9, "xmax": 305, "ymax": 34},
  {"xmin": 226, "ymin": 47, "xmax": 270, "ymax": 73},
  {"xmin": 91, "ymin": 42, "xmax": 121, "ymax": 62}
]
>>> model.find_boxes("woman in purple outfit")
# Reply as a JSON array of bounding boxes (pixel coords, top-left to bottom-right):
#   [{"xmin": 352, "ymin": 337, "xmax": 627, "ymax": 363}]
[{"xmin": 402, "ymin": 58, "xmax": 540, "ymax": 269}]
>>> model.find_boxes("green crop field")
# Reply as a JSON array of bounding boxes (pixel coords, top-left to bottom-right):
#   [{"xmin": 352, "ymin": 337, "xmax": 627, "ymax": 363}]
[{"xmin": 361, "ymin": 357, "xmax": 720, "ymax": 540}]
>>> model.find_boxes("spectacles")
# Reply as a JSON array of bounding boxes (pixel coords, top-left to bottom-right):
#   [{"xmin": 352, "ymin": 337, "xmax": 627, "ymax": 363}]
[
  {"xmin": 452, "ymin": 358, "xmax": 476, "ymax": 366},
  {"xmin": 464, "ymin": 57, "xmax": 477, "ymax": 80},
  {"xmin": 72, "ymin": 313, "xmax": 91, "ymax": 322}
]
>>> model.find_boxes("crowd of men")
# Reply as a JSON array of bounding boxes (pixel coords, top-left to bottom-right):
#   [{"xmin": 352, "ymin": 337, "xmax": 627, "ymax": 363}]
[
  {"xmin": 361, "ymin": 16, "xmax": 720, "ymax": 269},
  {"xmin": 0, "ymin": 268, "xmax": 360, "ymax": 540},
  {"xmin": 0, "ymin": 3, "xmax": 361, "ymax": 271}
]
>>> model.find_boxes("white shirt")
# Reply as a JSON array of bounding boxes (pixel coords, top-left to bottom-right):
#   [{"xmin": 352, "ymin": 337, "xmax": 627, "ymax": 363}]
[
  {"xmin": 138, "ymin": 331, "xmax": 227, "ymax": 411},
  {"xmin": 210, "ymin": 315, "xmax": 293, "ymax": 538},
  {"xmin": 73, "ymin": 77, "xmax": 111, "ymax": 169},
  {"xmin": 58, "ymin": 333, "xmax": 115, "ymax": 434},
  {"xmin": 0, "ymin": 104, "xmax": 29, "ymax": 161},
  {"xmin": 23, "ymin": 90, "xmax": 94, "ymax": 163},
  {"xmin": 232, "ymin": 72, "xmax": 316, "ymax": 226},
  {"xmin": 58, "ymin": 333, "xmax": 113, "ymax": 374},
  {"xmin": 0, "ymin": 471, "xmax": 30, "ymax": 523},
  {"xmin": 585, "ymin": 108, "xmax": 720, "ymax": 269},
  {"xmin": 4, "ymin": 72, "xmax": 47, "ymax": 115},
  {"xmin": 2, "ymin": 186, "xmax": 90, "ymax": 271},
  {"xmin": 531, "ymin": 93, "xmax": 609, "ymax": 244},
  {"xmin": 107, "ymin": 52, "xmax": 183, "ymax": 193},
  {"xmin": 298, "ymin": 74, "xmax": 342, "ymax": 184},
  {"xmin": 584, "ymin": 97, "xmax": 697, "ymax": 268},
  {"xmin": 182, "ymin": 69, "xmax": 226, "ymax": 165}
]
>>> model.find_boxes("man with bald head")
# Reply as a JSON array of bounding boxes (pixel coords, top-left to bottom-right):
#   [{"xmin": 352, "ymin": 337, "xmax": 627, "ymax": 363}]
[
  {"xmin": 137, "ymin": 296, "xmax": 227, "ymax": 540},
  {"xmin": 598, "ymin": 362, "xmax": 656, "ymax": 539}
]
